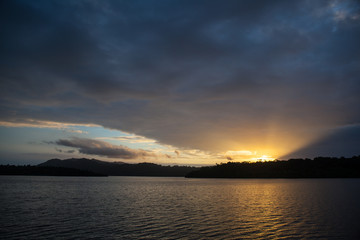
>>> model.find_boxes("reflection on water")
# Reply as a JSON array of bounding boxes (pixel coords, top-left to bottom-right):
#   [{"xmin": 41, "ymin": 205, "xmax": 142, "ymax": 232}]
[{"xmin": 1, "ymin": 176, "xmax": 360, "ymax": 239}]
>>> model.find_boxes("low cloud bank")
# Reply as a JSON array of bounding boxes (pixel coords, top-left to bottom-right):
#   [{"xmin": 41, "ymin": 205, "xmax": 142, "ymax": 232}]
[{"xmin": 56, "ymin": 137, "xmax": 155, "ymax": 159}]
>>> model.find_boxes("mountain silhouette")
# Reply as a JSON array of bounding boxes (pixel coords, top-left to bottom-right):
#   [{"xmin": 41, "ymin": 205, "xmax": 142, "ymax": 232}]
[{"xmin": 38, "ymin": 158, "xmax": 197, "ymax": 176}]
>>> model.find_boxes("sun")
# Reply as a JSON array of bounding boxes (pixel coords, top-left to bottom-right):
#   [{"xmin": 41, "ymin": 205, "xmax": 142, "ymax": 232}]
[
  {"xmin": 225, "ymin": 150, "xmax": 277, "ymax": 162},
  {"xmin": 256, "ymin": 155, "xmax": 275, "ymax": 162}
]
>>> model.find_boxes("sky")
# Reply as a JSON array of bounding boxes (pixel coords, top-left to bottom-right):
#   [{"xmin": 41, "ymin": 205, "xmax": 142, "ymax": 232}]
[{"xmin": 0, "ymin": 0, "xmax": 359, "ymax": 165}]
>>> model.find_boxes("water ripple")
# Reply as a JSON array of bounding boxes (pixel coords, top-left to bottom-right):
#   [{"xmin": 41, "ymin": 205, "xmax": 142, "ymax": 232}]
[{"xmin": 1, "ymin": 176, "xmax": 360, "ymax": 239}]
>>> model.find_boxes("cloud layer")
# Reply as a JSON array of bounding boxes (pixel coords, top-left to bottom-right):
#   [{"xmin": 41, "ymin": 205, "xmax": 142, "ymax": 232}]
[
  {"xmin": 56, "ymin": 137, "xmax": 155, "ymax": 159},
  {"xmin": 1, "ymin": 0, "xmax": 359, "ymax": 158}
]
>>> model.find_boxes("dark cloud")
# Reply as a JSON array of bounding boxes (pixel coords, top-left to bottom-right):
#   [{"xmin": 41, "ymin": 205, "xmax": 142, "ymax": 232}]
[
  {"xmin": 283, "ymin": 124, "xmax": 360, "ymax": 159},
  {"xmin": 175, "ymin": 150, "xmax": 180, "ymax": 156},
  {"xmin": 1, "ymin": 0, "xmax": 359, "ymax": 157},
  {"xmin": 55, "ymin": 147, "xmax": 75, "ymax": 154},
  {"xmin": 55, "ymin": 137, "xmax": 155, "ymax": 159}
]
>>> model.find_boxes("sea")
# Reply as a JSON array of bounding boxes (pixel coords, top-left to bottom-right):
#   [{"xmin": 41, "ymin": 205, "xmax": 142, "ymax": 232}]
[{"xmin": 1, "ymin": 176, "xmax": 360, "ymax": 239}]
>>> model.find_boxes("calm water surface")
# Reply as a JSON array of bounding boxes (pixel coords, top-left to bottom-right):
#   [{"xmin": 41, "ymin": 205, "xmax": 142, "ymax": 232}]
[{"xmin": 1, "ymin": 176, "xmax": 360, "ymax": 239}]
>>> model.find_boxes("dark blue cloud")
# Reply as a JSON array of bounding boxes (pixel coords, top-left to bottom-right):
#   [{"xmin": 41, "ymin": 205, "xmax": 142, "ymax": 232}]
[
  {"xmin": 284, "ymin": 124, "xmax": 360, "ymax": 158},
  {"xmin": 0, "ymin": 0, "xmax": 359, "ymax": 156},
  {"xmin": 55, "ymin": 137, "xmax": 155, "ymax": 159}
]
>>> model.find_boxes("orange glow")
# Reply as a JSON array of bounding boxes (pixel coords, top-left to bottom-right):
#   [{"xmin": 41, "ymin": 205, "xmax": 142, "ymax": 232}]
[
  {"xmin": 255, "ymin": 155, "xmax": 275, "ymax": 162},
  {"xmin": 224, "ymin": 150, "xmax": 277, "ymax": 162}
]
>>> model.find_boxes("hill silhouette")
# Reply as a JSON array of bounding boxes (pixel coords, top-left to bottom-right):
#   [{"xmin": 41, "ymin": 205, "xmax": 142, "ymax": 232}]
[
  {"xmin": 38, "ymin": 158, "xmax": 198, "ymax": 177},
  {"xmin": 186, "ymin": 156, "xmax": 360, "ymax": 178}
]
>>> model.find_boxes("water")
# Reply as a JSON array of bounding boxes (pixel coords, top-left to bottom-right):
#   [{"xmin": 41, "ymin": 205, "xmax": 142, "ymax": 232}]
[{"xmin": 1, "ymin": 176, "xmax": 360, "ymax": 239}]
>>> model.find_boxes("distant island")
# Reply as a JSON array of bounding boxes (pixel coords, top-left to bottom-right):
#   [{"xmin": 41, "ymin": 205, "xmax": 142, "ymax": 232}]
[
  {"xmin": 0, "ymin": 158, "xmax": 198, "ymax": 177},
  {"xmin": 186, "ymin": 156, "xmax": 360, "ymax": 178},
  {"xmin": 2, "ymin": 156, "xmax": 360, "ymax": 178},
  {"xmin": 37, "ymin": 158, "xmax": 198, "ymax": 176}
]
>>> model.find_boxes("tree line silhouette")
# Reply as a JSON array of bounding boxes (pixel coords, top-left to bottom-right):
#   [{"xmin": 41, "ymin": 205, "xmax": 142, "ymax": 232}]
[{"xmin": 186, "ymin": 156, "xmax": 360, "ymax": 178}]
